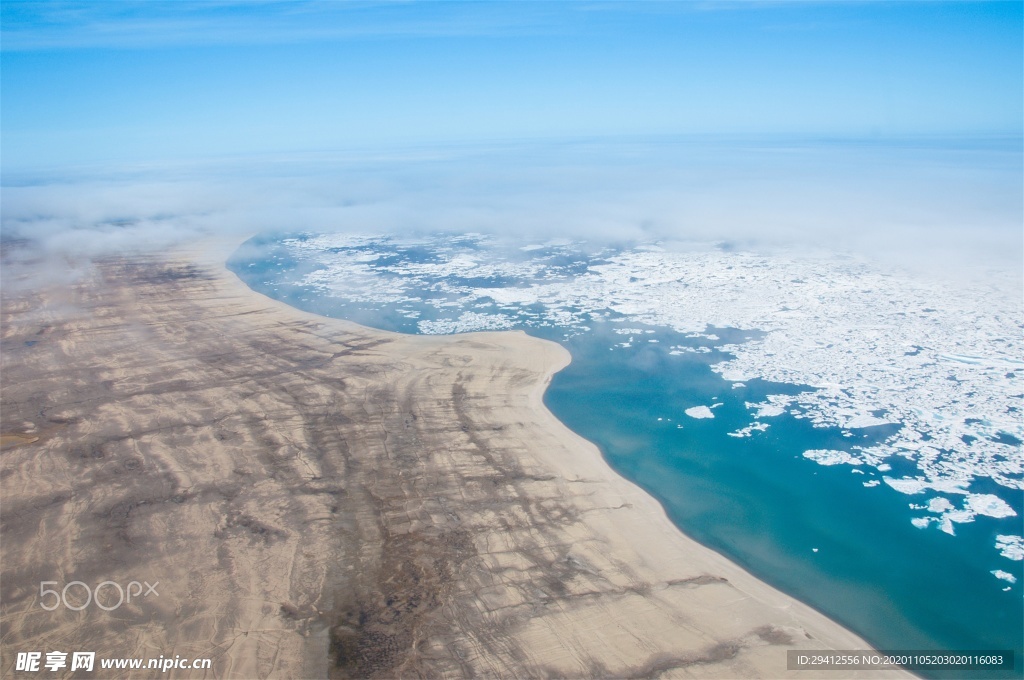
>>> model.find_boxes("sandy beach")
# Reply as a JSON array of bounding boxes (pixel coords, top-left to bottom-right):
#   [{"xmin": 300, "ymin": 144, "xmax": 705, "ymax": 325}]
[{"xmin": 0, "ymin": 238, "xmax": 912, "ymax": 679}]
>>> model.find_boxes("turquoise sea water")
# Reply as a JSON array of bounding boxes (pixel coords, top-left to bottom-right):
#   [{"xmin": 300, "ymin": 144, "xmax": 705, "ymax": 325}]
[
  {"xmin": 547, "ymin": 328, "xmax": 1021, "ymax": 680},
  {"xmin": 228, "ymin": 233, "xmax": 1022, "ymax": 678}
]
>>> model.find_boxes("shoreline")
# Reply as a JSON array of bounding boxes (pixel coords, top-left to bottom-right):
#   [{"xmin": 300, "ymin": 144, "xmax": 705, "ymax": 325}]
[
  {"xmin": 211, "ymin": 235, "xmax": 917, "ymax": 677},
  {"xmin": 0, "ymin": 236, "xmax": 912, "ymax": 678}
]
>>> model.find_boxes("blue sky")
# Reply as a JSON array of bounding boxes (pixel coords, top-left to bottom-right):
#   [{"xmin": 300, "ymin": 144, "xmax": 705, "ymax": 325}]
[{"xmin": 2, "ymin": 1, "xmax": 1022, "ymax": 170}]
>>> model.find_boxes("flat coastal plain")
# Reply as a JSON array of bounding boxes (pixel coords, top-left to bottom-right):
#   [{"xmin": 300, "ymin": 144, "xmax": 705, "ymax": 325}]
[{"xmin": 0, "ymin": 240, "xmax": 910, "ymax": 679}]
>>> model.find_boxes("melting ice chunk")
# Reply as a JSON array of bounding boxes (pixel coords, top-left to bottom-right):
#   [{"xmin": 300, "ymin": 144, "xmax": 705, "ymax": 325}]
[
  {"xmin": 684, "ymin": 406, "xmax": 715, "ymax": 419},
  {"xmin": 996, "ymin": 535, "xmax": 1024, "ymax": 561},
  {"xmin": 992, "ymin": 570, "xmax": 1017, "ymax": 584},
  {"xmin": 803, "ymin": 449, "xmax": 861, "ymax": 466},
  {"xmin": 965, "ymin": 494, "xmax": 1017, "ymax": 519},
  {"xmin": 844, "ymin": 414, "xmax": 893, "ymax": 429},
  {"xmin": 883, "ymin": 477, "xmax": 971, "ymax": 495},
  {"xmin": 927, "ymin": 497, "xmax": 955, "ymax": 513}
]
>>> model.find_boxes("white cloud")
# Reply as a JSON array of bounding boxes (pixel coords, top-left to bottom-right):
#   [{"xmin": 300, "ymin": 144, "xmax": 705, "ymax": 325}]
[{"xmin": 3, "ymin": 138, "xmax": 1020, "ymax": 294}]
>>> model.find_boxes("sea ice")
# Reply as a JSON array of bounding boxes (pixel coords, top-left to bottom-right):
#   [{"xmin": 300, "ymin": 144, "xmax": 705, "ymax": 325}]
[
  {"xmin": 995, "ymin": 535, "xmax": 1024, "ymax": 561},
  {"xmin": 927, "ymin": 497, "xmax": 955, "ymax": 513},
  {"xmin": 992, "ymin": 570, "xmax": 1017, "ymax": 584},
  {"xmin": 274, "ymin": 233, "xmax": 1023, "ymax": 562},
  {"xmin": 883, "ymin": 477, "xmax": 971, "ymax": 495},
  {"xmin": 418, "ymin": 311, "xmax": 516, "ymax": 334},
  {"xmin": 684, "ymin": 406, "xmax": 715, "ymax": 419},
  {"xmin": 746, "ymin": 397, "xmax": 790, "ymax": 418},
  {"xmin": 727, "ymin": 422, "xmax": 770, "ymax": 438},
  {"xmin": 803, "ymin": 449, "xmax": 862, "ymax": 466},
  {"xmin": 965, "ymin": 494, "xmax": 1017, "ymax": 519},
  {"xmin": 844, "ymin": 414, "xmax": 894, "ymax": 429}
]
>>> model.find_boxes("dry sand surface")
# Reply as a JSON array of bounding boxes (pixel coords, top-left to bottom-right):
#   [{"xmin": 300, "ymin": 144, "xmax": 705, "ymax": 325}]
[{"xmin": 0, "ymin": 238, "xmax": 912, "ymax": 679}]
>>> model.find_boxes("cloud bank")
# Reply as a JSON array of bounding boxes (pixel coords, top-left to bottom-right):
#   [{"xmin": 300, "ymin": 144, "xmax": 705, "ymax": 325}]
[{"xmin": 2, "ymin": 137, "xmax": 1021, "ymax": 292}]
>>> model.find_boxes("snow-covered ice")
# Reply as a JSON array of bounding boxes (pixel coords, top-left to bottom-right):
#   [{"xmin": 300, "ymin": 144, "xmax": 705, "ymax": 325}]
[
  {"xmin": 996, "ymin": 535, "xmax": 1024, "ymax": 561},
  {"xmin": 992, "ymin": 570, "xmax": 1017, "ymax": 584},
  {"xmin": 685, "ymin": 406, "xmax": 715, "ymax": 419},
  {"xmin": 804, "ymin": 449, "xmax": 862, "ymax": 466}
]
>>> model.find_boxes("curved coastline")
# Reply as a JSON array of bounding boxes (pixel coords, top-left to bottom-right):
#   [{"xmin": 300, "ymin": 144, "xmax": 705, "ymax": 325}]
[
  {"xmin": 229, "ymin": 230, "xmax": 1024, "ymax": 677},
  {"xmin": 209, "ymin": 235, "xmax": 913, "ymax": 678},
  {"xmin": 0, "ymin": 234, "xmax": 912, "ymax": 679}
]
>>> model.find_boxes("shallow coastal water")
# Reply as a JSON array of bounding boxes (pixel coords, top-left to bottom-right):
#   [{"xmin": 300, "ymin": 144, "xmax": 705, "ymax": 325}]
[
  {"xmin": 546, "ymin": 328, "xmax": 1021, "ymax": 674},
  {"xmin": 228, "ymin": 233, "xmax": 1022, "ymax": 678}
]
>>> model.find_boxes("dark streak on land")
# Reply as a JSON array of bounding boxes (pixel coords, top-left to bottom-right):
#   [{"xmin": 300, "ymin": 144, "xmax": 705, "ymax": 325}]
[{"xmin": 0, "ymin": 246, "xmax": 911, "ymax": 679}]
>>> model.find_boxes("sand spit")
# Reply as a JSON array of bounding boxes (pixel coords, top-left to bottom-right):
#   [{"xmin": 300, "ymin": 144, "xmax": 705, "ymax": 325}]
[{"xmin": 0, "ymin": 240, "xmax": 910, "ymax": 679}]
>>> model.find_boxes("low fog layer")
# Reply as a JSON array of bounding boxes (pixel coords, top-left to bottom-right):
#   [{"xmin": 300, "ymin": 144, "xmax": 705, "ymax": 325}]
[{"xmin": 2, "ymin": 137, "xmax": 1021, "ymax": 292}]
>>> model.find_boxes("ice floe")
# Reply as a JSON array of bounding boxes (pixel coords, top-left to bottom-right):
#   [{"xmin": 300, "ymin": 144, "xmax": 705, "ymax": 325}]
[
  {"xmin": 995, "ymin": 535, "xmax": 1024, "ymax": 561},
  {"xmin": 803, "ymin": 449, "xmax": 862, "ymax": 466},
  {"xmin": 965, "ymin": 493, "xmax": 1017, "ymax": 519},
  {"xmin": 883, "ymin": 477, "xmax": 972, "ymax": 495},
  {"xmin": 685, "ymin": 406, "xmax": 715, "ymax": 420},
  {"xmin": 992, "ymin": 570, "xmax": 1017, "ymax": 584},
  {"xmin": 728, "ymin": 422, "xmax": 770, "ymax": 438},
  {"xmin": 902, "ymin": 492, "xmax": 1016, "ymax": 535}
]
